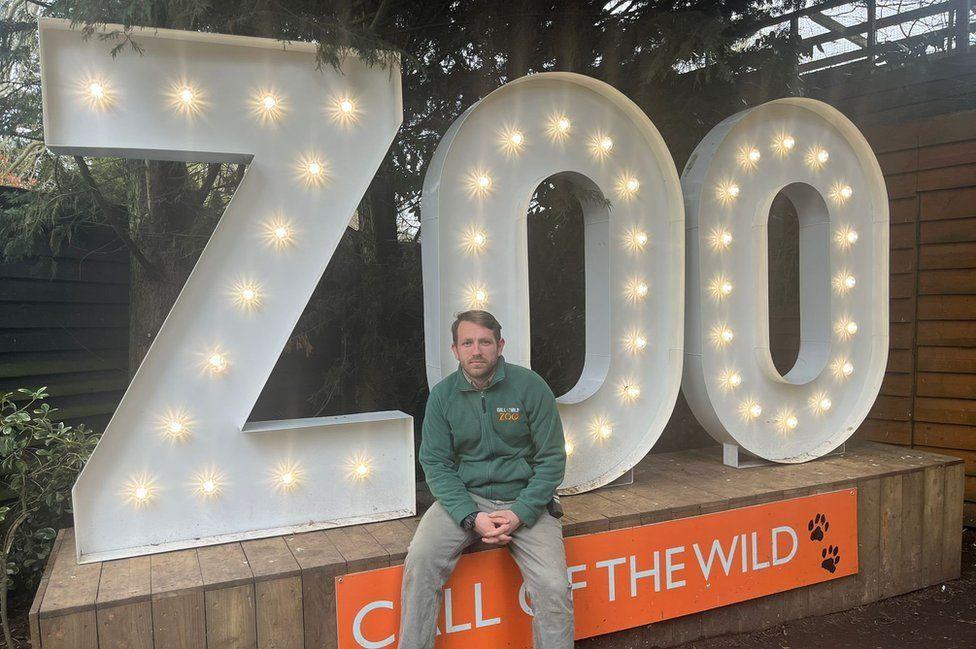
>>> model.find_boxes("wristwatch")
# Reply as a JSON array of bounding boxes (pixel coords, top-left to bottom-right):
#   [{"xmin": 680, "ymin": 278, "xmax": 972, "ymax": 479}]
[{"xmin": 460, "ymin": 512, "xmax": 478, "ymax": 531}]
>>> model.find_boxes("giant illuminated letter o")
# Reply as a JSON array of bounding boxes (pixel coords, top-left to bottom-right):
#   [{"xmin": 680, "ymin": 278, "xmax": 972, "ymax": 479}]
[
  {"xmin": 422, "ymin": 73, "xmax": 684, "ymax": 492},
  {"xmin": 681, "ymin": 98, "xmax": 888, "ymax": 462}
]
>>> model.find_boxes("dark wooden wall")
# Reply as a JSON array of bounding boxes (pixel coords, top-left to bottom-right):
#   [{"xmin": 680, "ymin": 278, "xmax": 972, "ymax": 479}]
[
  {"xmin": 0, "ymin": 191, "xmax": 129, "ymax": 431},
  {"xmin": 807, "ymin": 53, "xmax": 976, "ymax": 527}
]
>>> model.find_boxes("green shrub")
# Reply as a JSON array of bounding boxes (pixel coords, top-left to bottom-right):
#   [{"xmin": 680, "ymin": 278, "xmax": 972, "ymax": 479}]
[{"xmin": 0, "ymin": 388, "xmax": 99, "ymax": 647}]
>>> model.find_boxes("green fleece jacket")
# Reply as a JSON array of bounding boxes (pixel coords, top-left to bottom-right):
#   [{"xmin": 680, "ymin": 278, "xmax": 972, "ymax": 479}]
[{"xmin": 419, "ymin": 356, "xmax": 566, "ymax": 528}]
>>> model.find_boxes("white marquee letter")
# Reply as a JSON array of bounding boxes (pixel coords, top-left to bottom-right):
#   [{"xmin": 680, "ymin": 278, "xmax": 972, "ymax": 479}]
[
  {"xmin": 40, "ymin": 18, "xmax": 414, "ymax": 562},
  {"xmin": 681, "ymin": 98, "xmax": 888, "ymax": 462},
  {"xmin": 421, "ymin": 73, "xmax": 684, "ymax": 491}
]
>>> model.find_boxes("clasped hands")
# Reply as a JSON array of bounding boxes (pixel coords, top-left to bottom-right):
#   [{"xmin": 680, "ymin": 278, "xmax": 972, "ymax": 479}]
[{"xmin": 473, "ymin": 510, "xmax": 520, "ymax": 545}]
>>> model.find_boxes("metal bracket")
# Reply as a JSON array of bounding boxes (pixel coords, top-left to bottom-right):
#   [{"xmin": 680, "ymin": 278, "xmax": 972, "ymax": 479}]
[
  {"xmin": 600, "ymin": 468, "xmax": 635, "ymax": 488},
  {"xmin": 722, "ymin": 442, "xmax": 846, "ymax": 469}
]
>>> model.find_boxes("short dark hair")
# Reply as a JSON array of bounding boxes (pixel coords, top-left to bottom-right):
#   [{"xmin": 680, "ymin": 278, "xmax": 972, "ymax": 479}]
[{"xmin": 451, "ymin": 310, "xmax": 502, "ymax": 345}]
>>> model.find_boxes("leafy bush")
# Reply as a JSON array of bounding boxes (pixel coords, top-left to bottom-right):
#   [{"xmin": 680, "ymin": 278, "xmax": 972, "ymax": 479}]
[{"xmin": 0, "ymin": 388, "xmax": 99, "ymax": 647}]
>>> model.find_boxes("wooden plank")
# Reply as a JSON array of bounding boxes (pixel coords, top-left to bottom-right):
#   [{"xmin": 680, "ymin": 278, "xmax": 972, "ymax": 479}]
[
  {"xmin": 30, "ymin": 530, "xmax": 66, "ymax": 649},
  {"xmin": 898, "ymin": 470, "xmax": 924, "ymax": 595},
  {"xmin": 880, "ymin": 372, "xmax": 913, "ymax": 397},
  {"xmin": 877, "ymin": 148, "xmax": 917, "ymax": 175},
  {"xmin": 917, "ymin": 320, "xmax": 976, "ymax": 346},
  {"xmin": 0, "ymin": 257, "xmax": 129, "ymax": 284},
  {"xmin": 284, "ymin": 530, "xmax": 346, "ymax": 649},
  {"xmin": 150, "ymin": 549, "xmax": 206, "ymax": 649},
  {"xmin": 241, "ymin": 538, "xmax": 304, "ymax": 649},
  {"xmin": 889, "ymin": 197, "xmax": 918, "ymax": 224},
  {"xmin": 917, "ymin": 372, "xmax": 976, "ymax": 398},
  {"xmin": 0, "ymin": 303, "xmax": 128, "ymax": 329},
  {"xmin": 868, "ymin": 395, "xmax": 912, "ymax": 421},
  {"xmin": 857, "ymin": 419, "xmax": 912, "ymax": 445},
  {"xmin": 0, "ymin": 277, "xmax": 129, "ymax": 304},
  {"xmin": 919, "ymin": 268, "xmax": 976, "ymax": 294},
  {"xmin": 856, "ymin": 478, "xmax": 882, "ymax": 605},
  {"xmin": 918, "ymin": 139, "xmax": 976, "ymax": 171},
  {"xmin": 285, "ymin": 525, "xmax": 346, "ymax": 649},
  {"xmin": 198, "ymin": 543, "xmax": 257, "ymax": 649},
  {"xmin": 919, "ymin": 242, "xmax": 976, "ymax": 269},
  {"xmin": 255, "ymin": 577, "xmax": 304, "ymax": 649},
  {"xmin": 890, "ymin": 222, "xmax": 917, "ymax": 249},
  {"xmin": 37, "ymin": 529, "xmax": 99, "ymax": 649},
  {"xmin": 914, "ymin": 422, "xmax": 976, "ymax": 450},
  {"xmin": 323, "ymin": 526, "xmax": 391, "ymax": 573},
  {"xmin": 920, "ymin": 216, "xmax": 976, "ymax": 244},
  {"xmin": 922, "ymin": 465, "xmax": 947, "ymax": 586},
  {"xmin": 890, "ymin": 272, "xmax": 916, "ymax": 298},
  {"xmin": 884, "ymin": 172, "xmax": 917, "ymax": 199},
  {"xmin": 920, "ymin": 186, "xmax": 976, "ymax": 221},
  {"xmin": 918, "ymin": 163, "xmax": 976, "ymax": 192},
  {"xmin": 207, "ymin": 585, "xmax": 257, "ymax": 649},
  {"xmin": 878, "ymin": 474, "xmax": 904, "ymax": 599},
  {"xmin": 914, "ymin": 397, "xmax": 976, "ymax": 426},
  {"xmin": 943, "ymin": 462, "xmax": 965, "ymax": 581},
  {"xmin": 890, "ymin": 321, "xmax": 914, "ymax": 349},
  {"xmin": 918, "ymin": 295, "xmax": 976, "ymax": 320},
  {"xmin": 96, "ymin": 556, "xmax": 152, "ymax": 649},
  {"xmin": 915, "ymin": 446, "xmax": 976, "ymax": 474},
  {"xmin": 362, "ymin": 519, "xmax": 417, "ymax": 566},
  {"xmin": 917, "ymin": 346, "xmax": 976, "ymax": 372}
]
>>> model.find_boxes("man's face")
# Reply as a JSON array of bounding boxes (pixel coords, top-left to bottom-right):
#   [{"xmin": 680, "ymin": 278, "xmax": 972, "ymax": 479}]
[{"xmin": 451, "ymin": 320, "xmax": 505, "ymax": 380}]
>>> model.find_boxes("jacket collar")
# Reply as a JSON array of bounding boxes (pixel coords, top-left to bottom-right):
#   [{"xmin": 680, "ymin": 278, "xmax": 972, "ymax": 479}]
[{"xmin": 455, "ymin": 355, "xmax": 508, "ymax": 392}]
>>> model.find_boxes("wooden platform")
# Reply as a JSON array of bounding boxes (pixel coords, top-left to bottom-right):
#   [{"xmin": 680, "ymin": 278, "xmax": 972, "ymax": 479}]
[{"xmin": 30, "ymin": 441, "xmax": 965, "ymax": 649}]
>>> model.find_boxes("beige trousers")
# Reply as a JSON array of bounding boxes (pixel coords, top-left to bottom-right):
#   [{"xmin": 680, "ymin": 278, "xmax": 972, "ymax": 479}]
[{"xmin": 396, "ymin": 492, "xmax": 575, "ymax": 649}]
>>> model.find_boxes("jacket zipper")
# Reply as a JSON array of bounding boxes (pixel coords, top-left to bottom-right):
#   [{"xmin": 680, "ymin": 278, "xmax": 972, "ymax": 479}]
[{"xmin": 481, "ymin": 391, "xmax": 493, "ymax": 499}]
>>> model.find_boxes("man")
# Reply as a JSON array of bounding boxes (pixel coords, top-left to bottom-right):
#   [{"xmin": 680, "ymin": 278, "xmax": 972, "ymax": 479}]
[{"xmin": 397, "ymin": 310, "xmax": 574, "ymax": 649}]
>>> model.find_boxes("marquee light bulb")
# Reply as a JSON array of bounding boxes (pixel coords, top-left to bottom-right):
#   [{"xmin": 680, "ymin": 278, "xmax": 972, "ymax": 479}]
[
  {"xmin": 262, "ymin": 94, "xmax": 277, "ymax": 110},
  {"xmin": 830, "ymin": 182, "xmax": 854, "ymax": 204},
  {"xmin": 590, "ymin": 133, "xmax": 614, "ymax": 159},
  {"xmin": 297, "ymin": 155, "xmax": 329, "ymax": 187},
  {"xmin": 465, "ymin": 284, "xmax": 489, "ymax": 309},
  {"xmin": 738, "ymin": 400, "xmax": 763, "ymax": 420},
  {"xmin": 719, "ymin": 369, "xmax": 742, "ymax": 391},
  {"xmin": 208, "ymin": 353, "xmax": 227, "ymax": 373},
  {"xmin": 786, "ymin": 415, "xmax": 799, "ymax": 429},
  {"xmin": 124, "ymin": 474, "xmax": 156, "ymax": 506},
  {"xmin": 624, "ymin": 227, "xmax": 649, "ymax": 252},
  {"xmin": 624, "ymin": 330, "xmax": 648, "ymax": 354},
  {"xmin": 809, "ymin": 392, "xmax": 833, "ymax": 414},
  {"xmin": 565, "ymin": 439, "xmax": 574, "ymax": 455},
  {"xmin": 589, "ymin": 418, "xmax": 613, "ymax": 440},
  {"xmin": 620, "ymin": 383, "xmax": 641, "ymax": 402},
  {"xmin": 835, "ymin": 317, "xmax": 858, "ymax": 339},
  {"xmin": 501, "ymin": 128, "xmax": 526, "ymax": 155},
  {"xmin": 617, "ymin": 176, "xmax": 640, "ymax": 198},
  {"xmin": 772, "ymin": 134, "xmax": 796, "ymax": 156},
  {"xmin": 709, "ymin": 275, "xmax": 734, "ymax": 301},
  {"xmin": 831, "ymin": 357, "xmax": 855, "ymax": 380},
  {"xmin": 709, "ymin": 228, "xmax": 733, "ymax": 251},
  {"xmin": 716, "ymin": 181, "xmax": 740, "ymax": 204},
  {"xmin": 835, "ymin": 226, "xmax": 859, "ymax": 249},
  {"xmin": 461, "ymin": 226, "xmax": 489, "ymax": 254},
  {"xmin": 547, "ymin": 114, "xmax": 572, "ymax": 141},
  {"xmin": 467, "ymin": 170, "xmax": 494, "ymax": 197},
  {"xmin": 738, "ymin": 146, "xmax": 761, "ymax": 169},
  {"xmin": 833, "ymin": 271, "xmax": 856, "ymax": 294},
  {"xmin": 280, "ymin": 472, "xmax": 294, "ymax": 485},
  {"xmin": 347, "ymin": 454, "xmax": 373, "ymax": 481},
  {"xmin": 806, "ymin": 147, "xmax": 829, "ymax": 169},
  {"xmin": 89, "ymin": 82, "xmax": 104, "ymax": 99},
  {"xmin": 264, "ymin": 218, "xmax": 294, "ymax": 249},
  {"xmin": 710, "ymin": 324, "xmax": 735, "ymax": 348},
  {"xmin": 179, "ymin": 87, "xmax": 194, "ymax": 104},
  {"xmin": 625, "ymin": 278, "xmax": 649, "ymax": 303},
  {"xmin": 328, "ymin": 94, "xmax": 359, "ymax": 125},
  {"xmin": 232, "ymin": 281, "xmax": 263, "ymax": 310}
]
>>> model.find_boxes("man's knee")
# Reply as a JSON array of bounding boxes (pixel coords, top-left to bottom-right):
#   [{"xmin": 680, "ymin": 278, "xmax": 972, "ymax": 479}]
[{"xmin": 526, "ymin": 571, "xmax": 573, "ymax": 609}]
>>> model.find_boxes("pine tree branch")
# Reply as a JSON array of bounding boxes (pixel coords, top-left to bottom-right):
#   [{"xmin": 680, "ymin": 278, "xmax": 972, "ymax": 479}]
[{"xmin": 73, "ymin": 155, "xmax": 166, "ymax": 282}]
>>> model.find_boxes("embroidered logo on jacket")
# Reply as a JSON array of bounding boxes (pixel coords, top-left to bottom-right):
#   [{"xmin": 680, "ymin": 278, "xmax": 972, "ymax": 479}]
[{"xmin": 496, "ymin": 407, "xmax": 521, "ymax": 422}]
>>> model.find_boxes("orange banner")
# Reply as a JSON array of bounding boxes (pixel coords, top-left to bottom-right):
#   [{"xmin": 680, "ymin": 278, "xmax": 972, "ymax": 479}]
[{"xmin": 335, "ymin": 488, "xmax": 858, "ymax": 648}]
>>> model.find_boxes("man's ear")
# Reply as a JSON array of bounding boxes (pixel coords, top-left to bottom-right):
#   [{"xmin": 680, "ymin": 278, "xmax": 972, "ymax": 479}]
[
  {"xmin": 451, "ymin": 344, "xmax": 460, "ymax": 361},
  {"xmin": 497, "ymin": 338, "xmax": 505, "ymax": 354}
]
